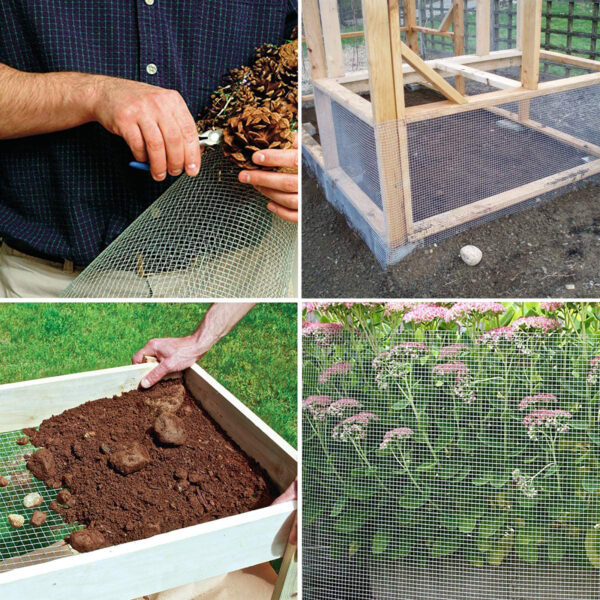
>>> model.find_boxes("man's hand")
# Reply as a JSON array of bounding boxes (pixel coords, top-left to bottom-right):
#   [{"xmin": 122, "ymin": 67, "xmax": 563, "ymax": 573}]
[
  {"xmin": 132, "ymin": 336, "xmax": 204, "ymax": 388},
  {"xmin": 238, "ymin": 136, "xmax": 298, "ymax": 223},
  {"xmin": 272, "ymin": 480, "xmax": 298, "ymax": 545},
  {"xmin": 91, "ymin": 77, "xmax": 201, "ymax": 181}
]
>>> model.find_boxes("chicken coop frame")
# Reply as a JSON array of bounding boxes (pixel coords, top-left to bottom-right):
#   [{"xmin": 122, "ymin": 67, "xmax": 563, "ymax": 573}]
[{"xmin": 303, "ymin": 0, "xmax": 600, "ymax": 267}]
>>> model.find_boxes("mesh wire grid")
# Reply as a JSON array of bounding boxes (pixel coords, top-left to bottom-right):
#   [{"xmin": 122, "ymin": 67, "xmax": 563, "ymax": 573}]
[
  {"xmin": 302, "ymin": 329, "xmax": 600, "ymax": 600},
  {"xmin": 0, "ymin": 430, "xmax": 79, "ymax": 572},
  {"xmin": 61, "ymin": 149, "xmax": 297, "ymax": 298}
]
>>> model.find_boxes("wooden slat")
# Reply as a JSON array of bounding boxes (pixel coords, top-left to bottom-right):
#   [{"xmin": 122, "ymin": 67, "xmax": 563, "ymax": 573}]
[
  {"xmin": 540, "ymin": 49, "xmax": 600, "ymax": 72},
  {"xmin": 399, "ymin": 40, "xmax": 468, "ymax": 104},
  {"xmin": 452, "ymin": 0, "xmax": 466, "ymax": 94},
  {"xmin": 313, "ymin": 78, "xmax": 373, "ymax": 125},
  {"xmin": 312, "ymin": 91, "xmax": 340, "ymax": 170},
  {"xmin": 476, "ymin": 0, "xmax": 491, "ymax": 56},
  {"xmin": 320, "ymin": 0, "xmax": 345, "ymax": 77},
  {"xmin": 404, "ymin": 0, "xmax": 419, "ymax": 52},
  {"xmin": 438, "ymin": 5, "xmax": 456, "ymax": 33},
  {"xmin": 271, "ymin": 544, "xmax": 297, "ymax": 600},
  {"xmin": 435, "ymin": 62, "xmax": 521, "ymax": 89},
  {"xmin": 487, "ymin": 105, "xmax": 600, "ymax": 157},
  {"xmin": 413, "ymin": 26, "xmax": 454, "ymax": 38},
  {"xmin": 521, "ymin": 0, "xmax": 543, "ymax": 90},
  {"xmin": 388, "ymin": 0, "xmax": 407, "ymax": 119},
  {"xmin": 409, "ymin": 160, "xmax": 600, "ymax": 241},
  {"xmin": 303, "ymin": 0, "xmax": 327, "ymax": 79}
]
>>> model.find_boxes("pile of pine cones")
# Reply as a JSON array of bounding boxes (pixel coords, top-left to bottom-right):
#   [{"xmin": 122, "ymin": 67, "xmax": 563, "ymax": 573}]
[{"xmin": 197, "ymin": 27, "xmax": 298, "ymax": 171}]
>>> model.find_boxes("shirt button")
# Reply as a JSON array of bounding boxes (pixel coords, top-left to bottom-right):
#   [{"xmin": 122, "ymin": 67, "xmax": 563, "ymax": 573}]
[
  {"xmin": 146, "ymin": 63, "xmax": 158, "ymax": 75},
  {"xmin": 145, "ymin": 0, "xmax": 155, "ymax": 5}
]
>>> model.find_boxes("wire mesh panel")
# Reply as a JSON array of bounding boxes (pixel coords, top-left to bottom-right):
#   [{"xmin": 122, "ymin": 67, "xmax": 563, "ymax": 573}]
[
  {"xmin": 61, "ymin": 149, "xmax": 297, "ymax": 298},
  {"xmin": 303, "ymin": 320, "xmax": 600, "ymax": 600},
  {"xmin": 0, "ymin": 430, "xmax": 78, "ymax": 571}
]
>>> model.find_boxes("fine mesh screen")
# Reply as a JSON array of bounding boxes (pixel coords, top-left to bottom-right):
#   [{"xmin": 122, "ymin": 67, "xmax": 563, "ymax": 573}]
[
  {"xmin": 303, "ymin": 328, "xmax": 600, "ymax": 600},
  {"xmin": 0, "ymin": 429, "xmax": 78, "ymax": 572},
  {"xmin": 61, "ymin": 149, "xmax": 297, "ymax": 298}
]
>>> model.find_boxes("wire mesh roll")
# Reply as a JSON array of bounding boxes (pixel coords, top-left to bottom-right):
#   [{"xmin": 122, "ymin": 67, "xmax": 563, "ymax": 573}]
[{"xmin": 61, "ymin": 149, "xmax": 297, "ymax": 298}]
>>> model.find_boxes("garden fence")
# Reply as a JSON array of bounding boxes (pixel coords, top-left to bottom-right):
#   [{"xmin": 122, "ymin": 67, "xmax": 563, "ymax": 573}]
[{"xmin": 303, "ymin": 329, "xmax": 600, "ymax": 599}]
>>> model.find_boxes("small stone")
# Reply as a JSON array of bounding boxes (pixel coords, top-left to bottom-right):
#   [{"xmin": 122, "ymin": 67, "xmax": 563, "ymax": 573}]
[
  {"xmin": 63, "ymin": 473, "xmax": 74, "ymax": 488},
  {"xmin": 100, "ymin": 444, "xmax": 111, "ymax": 455},
  {"xmin": 57, "ymin": 489, "xmax": 72, "ymax": 505},
  {"xmin": 109, "ymin": 441, "xmax": 151, "ymax": 475},
  {"xmin": 566, "ymin": 284, "xmax": 576, "ymax": 290},
  {"xmin": 16, "ymin": 437, "xmax": 29, "ymax": 446},
  {"xmin": 0, "ymin": 476, "xmax": 9, "ymax": 487},
  {"xmin": 175, "ymin": 480, "xmax": 190, "ymax": 492},
  {"xmin": 8, "ymin": 514, "xmax": 25, "ymax": 528},
  {"xmin": 83, "ymin": 431, "xmax": 96, "ymax": 439},
  {"xmin": 153, "ymin": 413, "xmax": 187, "ymax": 446},
  {"xmin": 23, "ymin": 492, "xmax": 43, "ymax": 508},
  {"xmin": 174, "ymin": 467, "xmax": 188, "ymax": 480},
  {"xmin": 30, "ymin": 510, "xmax": 47, "ymax": 526},
  {"xmin": 460, "ymin": 245, "xmax": 483, "ymax": 266},
  {"xmin": 68, "ymin": 528, "xmax": 106, "ymax": 553},
  {"xmin": 27, "ymin": 448, "xmax": 56, "ymax": 481}
]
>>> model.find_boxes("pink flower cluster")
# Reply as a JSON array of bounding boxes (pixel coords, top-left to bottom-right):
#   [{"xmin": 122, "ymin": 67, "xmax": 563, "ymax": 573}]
[
  {"xmin": 303, "ymin": 395, "xmax": 332, "ymax": 421},
  {"xmin": 519, "ymin": 393, "xmax": 557, "ymax": 411},
  {"xmin": 384, "ymin": 301, "xmax": 415, "ymax": 316},
  {"xmin": 318, "ymin": 361, "xmax": 352, "ymax": 384},
  {"xmin": 332, "ymin": 412, "xmax": 379, "ymax": 442},
  {"xmin": 476, "ymin": 326, "xmax": 516, "ymax": 345},
  {"xmin": 379, "ymin": 427, "xmax": 413, "ymax": 450},
  {"xmin": 403, "ymin": 304, "xmax": 449, "ymax": 324},
  {"xmin": 513, "ymin": 316, "xmax": 561, "ymax": 333},
  {"xmin": 302, "ymin": 321, "xmax": 344, "ymax": 346},
  {"xmin": 327, "ymin": 397, "xmax": 362, "ymax": 417},
  {"xmin": 587, "ymin": 357, "xmax": 600, "ymax": 385},
  {"xmin": 439, "ymin": 344, "xmax": 469, "ymax": 359},
  {"xmin": 446, "ymin": 302, "xmax": 506, "ymax": 321},
  {"xmin": 540, "ymin": 302, "xmax": 564, "ymax": 312},
  {"xmin": 433, "ymin": 361, "xmax": 469, "ymax": 376},
  {"xmin": 433, "ymin": 362, "xmax": 475, "ymax": 404},
  {"xmin": 372, "ymin": 343, "xmax": 429, "ymax": 389},
  {"xmin": 512, "ymin": 468, "xmax": 538, "ymax": 499},
  {"xmin": 522, "ymin": 408, "xmax": 572, "ymax": 440}
]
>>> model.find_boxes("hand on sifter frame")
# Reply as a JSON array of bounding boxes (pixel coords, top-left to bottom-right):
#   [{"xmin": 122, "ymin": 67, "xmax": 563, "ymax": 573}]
[
  {"xmin": 272, "ymin": 479, "xmax": 298, "ymax": 545},
  {"xmin": 238, "ymin": 135, "xmax": 299, "ymax": 224}
]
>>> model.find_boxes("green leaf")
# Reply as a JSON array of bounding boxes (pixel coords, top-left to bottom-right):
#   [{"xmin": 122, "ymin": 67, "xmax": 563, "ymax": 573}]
[
  {"xmin": 479, "ymin": 512, "xmax": 505, "ymax": 538},
  {"xmin": 487, "ymin": 532, "xmax": 514, "ymax": 566},
  {"xmin": 372, "ymin": 529, "xmax": 389, "ymax": 555},
  {"xmin": 466, "ymin": 542, "xmax": 486, "ymax": 566},
  {"xmin": 548, "ymin": 530, "xmax": 566, "ymax": 563},
  {"xmin": 399, "ymin": 488, "xmax": 429, "ymax": 509},
  {"xmin": 570, "ymin": 419, "xmax": 589, "ymax": 431},
  {"xmin": 516, "ymin": 527, "xmax": 539, "ymax": 564},
  {"xmin": 392, "ymin": 398, "xmax": 410, "ymax": 410},
  {"xmin": 334, "ymin": 507, "xmax": 368, "ymax": 533},
  {"xmin": 585, "ymin": 527, "xmax": 600, "ymax": 568},
  {"xmin": 430, "ymin": 530, "xmax": 462, "ymax": 558},
  {"xmin": 489, "ymin": 470, "xmax": 510, "ymax": 489},
  {"xmin": 583, "ymin": 475, "xmax": 600, "ymax": 494},
  {"xmin": 417, "ymin": 462, "xmax": 437, "ymax": 472},
  {"xmin": 389, "ymin": 533, "xmax": 413, "ymax": 559},
  {"xmin": 454, "ymin": 464, "xmax": 472, "ymax": 483},
  {"xmin": 439, "ymin": 459, "xmax": 463, "ymax": 479},
  {"xmin": 459, "ymin": 511, "xmax": 479, "ymax": 534},
  {"xmin": 472, "ymin": 470, "xmax": 492, "ymax": 486},
  {"xmin": 331, "ymin": 496, "xmax": 347, "ymax": 517}
]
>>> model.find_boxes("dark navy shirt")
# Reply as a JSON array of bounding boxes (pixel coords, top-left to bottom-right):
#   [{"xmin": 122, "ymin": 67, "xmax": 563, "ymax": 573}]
[{"xmin": 0, "ymin": 1, "xmax": 297, "ymax": 265}]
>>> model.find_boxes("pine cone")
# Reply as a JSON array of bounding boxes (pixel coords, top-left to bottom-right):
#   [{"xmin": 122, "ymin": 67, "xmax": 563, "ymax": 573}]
[
  {"xmin": 223, "ymin": 105, "xmax": 294, "ymax": 170},
  {"xmin": 289, "ymin": 25, "xmax": 298, "ymax": 41},
  {"xmin": 277, "ymin": 40, "xmax": 298, "ymax": 90}
]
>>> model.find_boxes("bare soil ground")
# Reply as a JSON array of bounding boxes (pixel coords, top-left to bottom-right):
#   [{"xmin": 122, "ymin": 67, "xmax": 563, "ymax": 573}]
[{"xmin": 302, "ymin": 167, "xmax": 600, "ymax": 298}]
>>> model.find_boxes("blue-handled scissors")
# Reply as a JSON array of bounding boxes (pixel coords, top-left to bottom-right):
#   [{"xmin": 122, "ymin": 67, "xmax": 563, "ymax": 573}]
[{"xmin": 128, "ymin": 128, "xmax": 223, "ymax": 171}]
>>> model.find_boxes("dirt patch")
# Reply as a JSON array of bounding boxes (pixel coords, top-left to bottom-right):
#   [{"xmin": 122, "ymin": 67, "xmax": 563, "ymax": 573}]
[{"xmin": 24, "ymin": 380, "xmax": 275, "ymax": 551}]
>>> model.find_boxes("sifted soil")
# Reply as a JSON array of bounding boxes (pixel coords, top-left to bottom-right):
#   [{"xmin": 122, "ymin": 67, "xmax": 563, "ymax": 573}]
[{"xmin": 23, "ymin": 380, "xmax": 276, "ymax": 551}]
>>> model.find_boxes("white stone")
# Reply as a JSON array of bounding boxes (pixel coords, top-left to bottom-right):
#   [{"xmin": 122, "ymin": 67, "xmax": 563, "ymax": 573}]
[
  {"xmin": 23, "ymin": 492, "xmax": 43, "ymax": 508},
  {"xmin": 8, "ymin": 514, "xmax": 25, "ymax": 528},
  {"xmin": 460, "ymin": 245, "xmax": 482, "ymax": 266}
]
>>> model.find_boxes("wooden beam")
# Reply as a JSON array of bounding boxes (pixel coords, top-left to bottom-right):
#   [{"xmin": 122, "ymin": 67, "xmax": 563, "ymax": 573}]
[
  {"xmin": 312, "ymin": 91, "xmax": 340, "ymax": 170},
  {"xmin": 399, "ymin": 40, "xmax": 468, "ymax": 104},
  {"xmin": 540, "ymin": 49, "xmax": 600, "ymax": 72},
  {"xmin": 313, "ymin": 78, "xmax": 373, "ymax": 125},
  {"xmin": 521, "ymin": 0, "xmax": 543, "ymax": 90},
  {"xmin": 487, "ymin": 105, "xmax": 600, "ymax": 157},
  {"xmin": 476, "ymin": 0, "xmax": 491, "ymax": 56},
  {"xmin": 404, "ymin": 0, "xmax": 419, "ymax": 52},
  {"xmin": 388, "ymin": 0, "xmax": 407, "ymax": 119},
  {"xmin": 413, "ymin": 26, "xmax": 454, "ymax": 38},
  {"xmin": 452, "ymin": 0, "xmax": 466, "ymax": 94},
  {"xmin": 271, "ymin": 544, "xmax": 297, "ymax": 600},
  {"xmin": 435, "ymin": 62, "xmax": 521, "ymax": 90},
  {"xmin": 320, "ymin": 0, "xmax": 345, "ymax": 77},
  {"xmin": 303, "ymin": 0, "xmax": 327, "ymax": 80},
  {"xmin": 409, "ymin": 160, "xmax": 600, "ymax": 241},
  {"xmin": 438, "ymin": 5, "xmax": 455, "ymax": 33}
]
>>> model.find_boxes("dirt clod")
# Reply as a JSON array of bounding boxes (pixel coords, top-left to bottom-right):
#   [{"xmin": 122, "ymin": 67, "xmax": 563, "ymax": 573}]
[
  {"xmin": 153, "ymin": 413, "xmax": 186, "ymax": 446},
  {"xmin": 16, "ymin": 437, "xmax": 29, "ymax": 446},
  {"xmin": 27, "ymin": 448, "xmax": 56, "ymax": 482},
  {"xmin": 0, "ymin": 476, "xmax": 9, "ymax": 487},
  {"xmin": 109, "ymin": 441, "xmax": 151, "ymax": 475},
  {"xmin": 49, "ymin": 501, "xmax": 61, "ymax": 512},
  {"xmin": 68, "ymin": 528, "xmax": 106, "ymax": 553},
  {"xmin": 57, "ymin": 489, "xmax": 72, "ymax": 505},
  {"xmin": 142, "ymin": 380, "xmax": 186, "ymax": 415},
  {"xmin": 30, "ymin": 510, "xmax": 47, "ymax": 526},
  {"xmin": 174, "ymin": 467, "xmax": 188, "ymax": 480}
]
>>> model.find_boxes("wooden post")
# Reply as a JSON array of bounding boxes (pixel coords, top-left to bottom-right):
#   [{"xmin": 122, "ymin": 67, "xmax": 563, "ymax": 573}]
[
  {"xmin": 404, "ymin": 0, "xmax": 419, "ymax": 53},
  {"xmin": 521, "ymin": 0, "xmax": 542, "ymax": 90},
  {"xmin": 517, "ymin": 0, "xmax": 524, "ymax": 50},
  {"xmin": 303, "ymin": 0, "xmax": 340, "ymax": 171},
  {"xmin": 361, "ymin": 0, "xmax": 413, "ymax": 246},
  {"xmin": 476, "ymin": 0, "xmax": 491, "ymax": 56},
  {"xmin": 319, "ymin": 0, "xmax": 346, "ymax": 78},
  {"xmin": 453, "ymin": 0, "xmax": 466, "ymax": 94},
  {"xmin": 271, "ymin": 543, "xmax": 297, "ymax": 600}
]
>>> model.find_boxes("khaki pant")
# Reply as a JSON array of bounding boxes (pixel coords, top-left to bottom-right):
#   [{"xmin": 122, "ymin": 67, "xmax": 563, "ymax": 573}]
[
  {"xmin": 0, "ymin": 242, "xmax": 79, "ymax": 298},
  {"xmin": 134, "ymin": 564, "xmax": 277, "ymax": 600}
]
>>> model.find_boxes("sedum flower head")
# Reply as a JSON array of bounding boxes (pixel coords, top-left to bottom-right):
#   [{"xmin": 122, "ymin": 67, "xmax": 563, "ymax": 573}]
[
  {"xmin": 439, "ymin": 344, "xmax": 469, "ymax": 359},
  {"xmin": 519, "ymin": 393, "xmax": 557, "ymax": 411},
  {"xmin": 587, "ymin": 357, "xmax": 600, "ymax": 385},
  {"xmin": 327, "ymin": 397, "xmax": 362, "ymax": 417},
  {"xmin": 513, "ymin": 316, "xmax": 561, "ymax": 333},
  {"xmin": 380, "ymin": 427, "xmax": 413, "ymax": 450},
  {"xmin": 302, "ymin": 321, "xmax": 344, "ymax": 346},
  {"xmin": 540, "ymin": 302, "xmax": 563, "ymax": 312},
  {"xmin": 403, "ymin": 304, "xmax": 449, "ymax": 324},
  {"xmin": 476, "ymin": 326, "xmax": 516, "ymax": 345},
  {"xmin": 332, "ymin": 411, "xmax": 379, "ymax": 442},
  {"xmin": 302, "ymin": 395, "xmax": 332, "ymax": 421},
  {"xmin": 318, "ymin": 361, "xmax": 352, "ymax": 384},
  {"xmin": 522, "ymin": 408, "xmax": 572, "ymax": 440},
  {"xmin": 446, "ymin": 301, "xmax": 506, "ymax": 322}
]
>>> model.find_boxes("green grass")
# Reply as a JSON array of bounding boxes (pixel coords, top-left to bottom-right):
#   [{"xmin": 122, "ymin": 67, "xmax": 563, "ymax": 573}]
[{"xmin": 0, "ymin": 303, "xmax": 297, "ymax": 447}]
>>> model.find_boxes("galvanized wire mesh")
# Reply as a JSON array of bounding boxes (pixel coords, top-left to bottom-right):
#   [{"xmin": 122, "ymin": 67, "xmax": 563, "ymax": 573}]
[
  {"xmin": 303, "ymin": 328, "xmax": 600, "ymax": 600},
  {"xmin": 0, "ymin": 429, "xmax": 78, "ymax": 572},
  {"xmin": 61, "ymin": 149, "xmax": 297, "ymax": 298}
]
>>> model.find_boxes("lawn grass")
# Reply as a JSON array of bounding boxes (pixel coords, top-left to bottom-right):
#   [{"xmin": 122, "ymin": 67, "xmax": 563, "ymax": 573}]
[{"xmin": 0, "ymin": 303, "xmax": 298, "ymax": 447}]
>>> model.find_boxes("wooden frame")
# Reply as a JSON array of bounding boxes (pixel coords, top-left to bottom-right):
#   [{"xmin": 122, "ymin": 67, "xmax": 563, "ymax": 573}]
[
  {"xmin": 0, "ymin": 364, "xmax": 297, "ymax": 600},
  {"xmin": 303, "ymin": 0, "xmax": 600, "ymax": 262}
]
